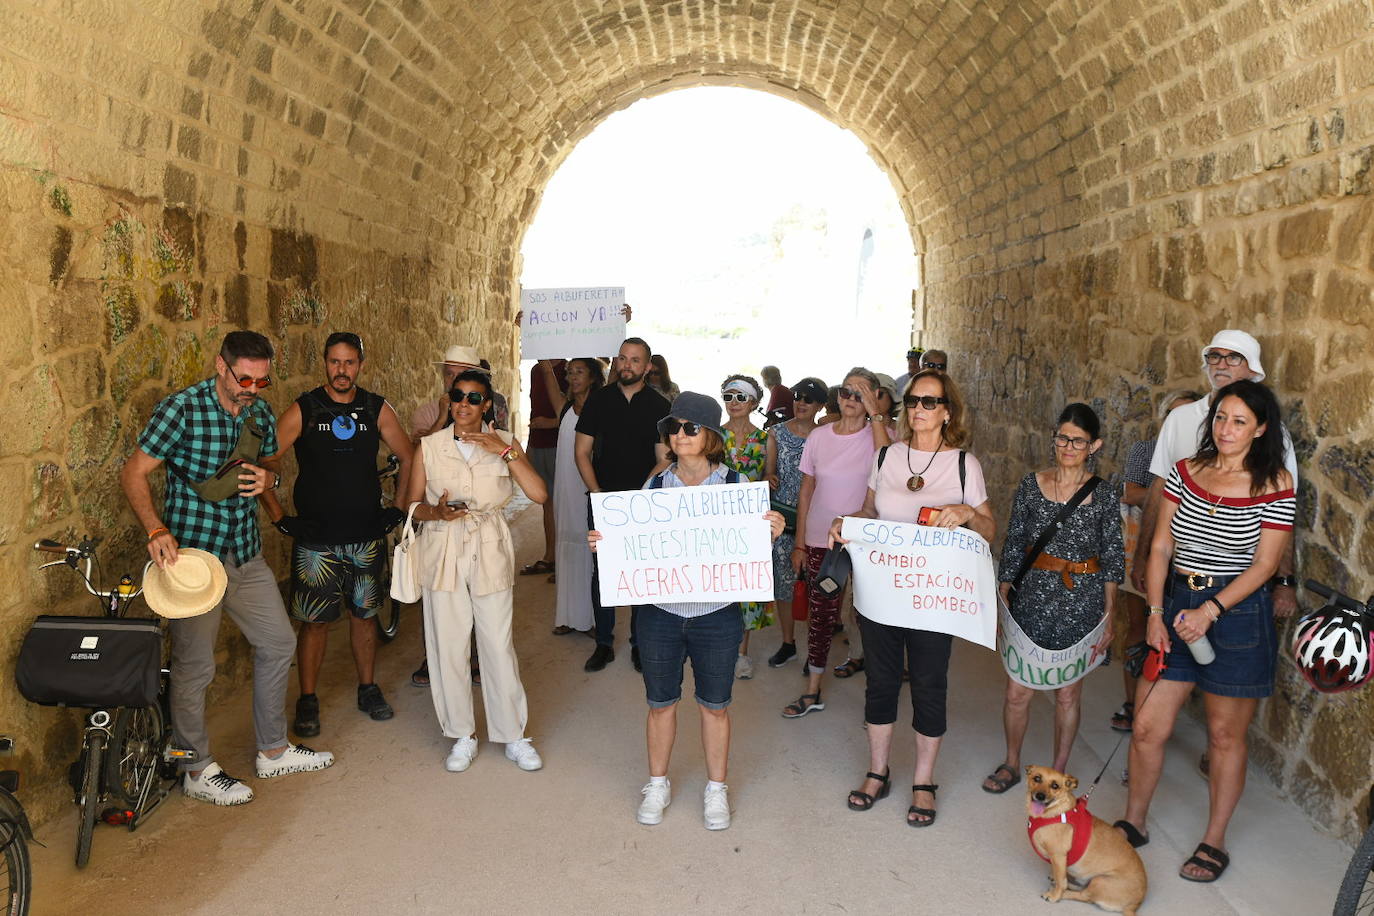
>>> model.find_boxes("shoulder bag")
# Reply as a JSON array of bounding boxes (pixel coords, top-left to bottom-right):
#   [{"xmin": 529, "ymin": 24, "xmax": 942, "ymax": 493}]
[
  {"xmin": 1006, "ymin": 476, "xmax": 1101, "ymax": 601},
  {"xmin": 389, "ymin": 501, "xmax": 424, "ymax": 603}
]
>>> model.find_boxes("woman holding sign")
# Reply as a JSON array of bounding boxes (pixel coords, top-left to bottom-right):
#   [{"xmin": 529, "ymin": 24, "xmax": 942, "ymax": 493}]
[
  {"xmin": 403, "ymin": 369, "xmax": 549, "ymax": 775},
  {"xmin": 981, "ymin": 403, "xmax": 1123, "ymax": 795},
  {"xmin": 829, "ymin": 369, "xmax": 995, "ymax": 826},
  {"xmin": 588, "ymin": 392, "xmax": 785, "ymax": 831},
  {"xmin": 1118, "ymin": 380, "xmax": 1293, "ymax": 882}
]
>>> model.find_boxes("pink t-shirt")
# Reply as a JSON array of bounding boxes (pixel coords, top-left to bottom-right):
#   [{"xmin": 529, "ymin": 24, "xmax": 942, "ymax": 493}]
[
  {"xmin": 866, "ymin": 444, "xmax": 989, "ymax": 523},
  {"xmin": 799, "ymin": 423, "xmax": 880, "ymax": 547}
]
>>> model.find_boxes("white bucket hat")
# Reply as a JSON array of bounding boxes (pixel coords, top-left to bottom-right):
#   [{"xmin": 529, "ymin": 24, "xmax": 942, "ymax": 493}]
[
  {"xmin": 434, "ymin": 345, "xmax": 481, "ymax": 368},
  {"xmin": 143, "ymin": 548, "xmax": 227, "ymax": 619},
  {"xmin": 1201, "ymin": 329, "xmax": 1265, "ymax": 382}
]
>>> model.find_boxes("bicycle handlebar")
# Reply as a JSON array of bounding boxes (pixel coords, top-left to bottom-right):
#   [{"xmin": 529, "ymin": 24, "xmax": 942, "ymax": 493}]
[
  {"xmin": 1304, "ymin": 579, "xmax": 1366, "ymax": 613},
  {"xmin": 34, "ymin": 539, "xmax": 69, "ymax": 555}
]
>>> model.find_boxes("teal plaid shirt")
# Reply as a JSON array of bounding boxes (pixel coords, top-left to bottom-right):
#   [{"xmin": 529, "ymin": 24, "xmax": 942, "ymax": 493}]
[{"xmin": 137, "ymin": 378, "xmax": 278, "ymax": 563}]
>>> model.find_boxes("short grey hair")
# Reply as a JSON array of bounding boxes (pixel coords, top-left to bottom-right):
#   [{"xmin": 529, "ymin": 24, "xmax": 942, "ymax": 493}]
[
  {"xmin": 844, "ymin": 366, "xmax": 880, "ymax": 389},
  {"xmin": 1157, "ymin": 388, "xmax": 1204, "ymax": 424}
]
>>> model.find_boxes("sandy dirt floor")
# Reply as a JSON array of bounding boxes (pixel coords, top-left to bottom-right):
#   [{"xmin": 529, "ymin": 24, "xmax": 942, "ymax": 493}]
[{"xmin": 28, "ymin": 505, "xmax": 1351, "ymax": 915}]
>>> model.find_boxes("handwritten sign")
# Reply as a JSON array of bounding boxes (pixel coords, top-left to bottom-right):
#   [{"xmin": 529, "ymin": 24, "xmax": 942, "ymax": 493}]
[
  {"xmin": 591, "ymin": 482, "xmax": 775, "ymax": 606},
  {"xmin": 998, "ymin": 595, "xmax": 1108, "ymax": 689},
  {"xmin": 842, "ymin": 517, "xmax": 998, "ymax": 649},
  {"xmin": 519, "ymin": 286, "xmax": 627, "ymax": 359}
]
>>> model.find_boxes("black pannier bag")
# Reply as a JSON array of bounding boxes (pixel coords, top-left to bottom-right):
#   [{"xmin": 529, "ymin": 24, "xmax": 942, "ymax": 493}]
[{"xmin": 15, "ymin": 616, "xmax": 161, "ymax": 708}]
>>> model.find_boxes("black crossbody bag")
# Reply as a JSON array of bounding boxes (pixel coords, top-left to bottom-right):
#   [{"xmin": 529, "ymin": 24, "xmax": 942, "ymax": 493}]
[{"xmin": 1006, "ymin": 476, "xmax": 1101, "ymax": 601}]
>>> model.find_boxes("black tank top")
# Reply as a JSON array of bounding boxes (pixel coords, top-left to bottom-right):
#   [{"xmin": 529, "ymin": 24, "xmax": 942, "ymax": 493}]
[{"xmin": 292, "ymin": 385, "xmax": 386, "ymax": 542}]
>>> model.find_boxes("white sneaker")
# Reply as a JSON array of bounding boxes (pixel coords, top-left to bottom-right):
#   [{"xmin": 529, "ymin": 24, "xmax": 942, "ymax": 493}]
[
  {"xmin": 255, "ymin": 743, "xmax": 335, "ymax": 778},
  {"xmin": 735, "ymin": 654, "xmax": 754, "ymax": 680},
  {"xmin": 703, "ymin": 784, "xmax": 731, "ymax": 830},
  {"xmin": 445, "ymin": 736, "xmax": 479, "ymax": 772},
  {"xmin": 505, "ymin": 738, "xmax": 543, "ymax": 771},
  {"xmin": 183, "ymin": 762, "xmax": 254, "ymax": 806},
  {"xmin": 637, "ymin": 780, "xmax": 671, "ymax": 825}
]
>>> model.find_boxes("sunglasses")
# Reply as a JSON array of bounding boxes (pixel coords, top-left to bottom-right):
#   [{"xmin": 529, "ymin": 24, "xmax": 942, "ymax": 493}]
[
  {"xmin": 836, "ymin": 387, "xmax": 865, "ymax": 401},
  {"xmin": 721, "ymin": 392, "xmax": 753, "ymax": 403},
  {"xmin": 663, "ymin": 419, "xmax": 703, "ymax": 436},
  {"xmin": 903, "ymin": 395, "xmax": 949, "ymax": 410},
  {"xmin": 922, "ymin": 362, "xmax": 947, "ymax": 371},
  {"xmin": 448, "ymin": 390, "xmax": 488, "ymax": 405},
  {"xmin": 792, "ymin": 394, "xmax": 822, "ymax": 404},
  {"xmin": 1203, "ymin": 351, "xmax": 1245, "ymax": 367},
  {"xmin": 228, "ymin": 370, "xmax": 272, "ymax": 389}
]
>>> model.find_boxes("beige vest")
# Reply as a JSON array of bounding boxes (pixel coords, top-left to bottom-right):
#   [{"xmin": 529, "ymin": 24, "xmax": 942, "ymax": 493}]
[{"xmin": 416, "ymin": 428, "xmax": 515, "ymax": 596}]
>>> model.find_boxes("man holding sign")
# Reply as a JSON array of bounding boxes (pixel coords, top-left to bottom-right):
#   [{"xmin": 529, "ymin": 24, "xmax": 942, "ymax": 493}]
[
  {"xmin": 589, "ymin": 392, "xmax": 784, "ymax": 830},
  {"xmin": 575, "ymin": 337, "xmax": 671, "ymax": 672}
]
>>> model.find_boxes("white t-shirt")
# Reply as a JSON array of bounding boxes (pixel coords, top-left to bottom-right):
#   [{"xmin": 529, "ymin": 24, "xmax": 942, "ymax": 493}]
[{"xmin": 1147, "ymin": 396, "xmax": 1298, "ymax": 483}]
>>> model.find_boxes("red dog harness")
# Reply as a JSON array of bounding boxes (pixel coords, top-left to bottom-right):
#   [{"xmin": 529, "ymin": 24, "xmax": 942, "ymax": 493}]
[{"xmin": 1028, "ymin": 797, "xmax": 1093, "ymax": 866}]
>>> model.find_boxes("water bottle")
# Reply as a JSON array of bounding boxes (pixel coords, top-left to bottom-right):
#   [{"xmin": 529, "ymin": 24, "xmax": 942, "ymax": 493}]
[{"xmin": 1186, "ymin": 630, "xmax": 1216, "ymax": 665}]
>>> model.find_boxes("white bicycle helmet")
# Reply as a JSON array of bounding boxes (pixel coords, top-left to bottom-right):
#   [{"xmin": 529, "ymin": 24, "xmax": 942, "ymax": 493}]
[{"xmin": 1292, "ymin": 604, "xmax": 1374, "ymax": 694}]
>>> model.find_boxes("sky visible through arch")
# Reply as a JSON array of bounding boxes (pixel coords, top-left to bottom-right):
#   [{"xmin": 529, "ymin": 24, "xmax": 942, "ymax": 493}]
[{"xmin": 519, "ymin": 86, "xmax": 920, "ymax": 416}]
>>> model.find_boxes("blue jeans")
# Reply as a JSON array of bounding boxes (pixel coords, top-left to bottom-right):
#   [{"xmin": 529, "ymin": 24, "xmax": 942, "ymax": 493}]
[
  {"xmin": 637, "ymin": 604, "xmax": 743, "ymax": 710},
  {"xmin": 1160, "ymin": 572, "xmax": 1276, "ymax": 698}
]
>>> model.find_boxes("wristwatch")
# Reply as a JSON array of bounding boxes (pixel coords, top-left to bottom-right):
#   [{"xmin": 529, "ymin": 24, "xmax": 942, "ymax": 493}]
[
  {"xmin": 1271, "ymin": 574, "xmax": 1296, "ymax": 588},
  {"xmin": 271, "ymin": 471, "xmax": 281, "ymax": 490}
]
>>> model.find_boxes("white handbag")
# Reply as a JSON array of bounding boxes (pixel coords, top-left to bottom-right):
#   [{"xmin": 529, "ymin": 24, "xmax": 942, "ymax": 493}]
[{"xmin": 389, "ymin": 502, "xmax": 423, "ymax": 603}]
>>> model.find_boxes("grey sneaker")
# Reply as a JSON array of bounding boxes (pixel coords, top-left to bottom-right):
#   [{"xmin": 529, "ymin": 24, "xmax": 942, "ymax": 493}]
[
  {"xmin": 357, "ymin": 684, "xmax": 394, "ymax": 721},
  {"xmin": 256, "ymin": 744, "xmax": 335, "ymax": 778}
]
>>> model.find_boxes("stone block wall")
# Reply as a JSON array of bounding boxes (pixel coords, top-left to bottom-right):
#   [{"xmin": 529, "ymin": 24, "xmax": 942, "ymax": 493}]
[{"xmin": 0, "ymin": 0, "xmax": 1371, "ymax": 841}]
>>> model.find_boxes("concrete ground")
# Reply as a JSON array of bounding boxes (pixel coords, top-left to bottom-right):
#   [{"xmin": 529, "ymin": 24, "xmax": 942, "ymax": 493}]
[{"xmin": 29, "ymin": 505, "xmax": 1351, "ymax": 915}]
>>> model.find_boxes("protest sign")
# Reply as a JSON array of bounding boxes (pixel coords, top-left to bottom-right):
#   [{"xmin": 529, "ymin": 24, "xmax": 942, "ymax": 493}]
[
  {"xmin": 842, "ymin": 517, "xmax": 998, "ymax": 650},
  {"xmin": 591, "ymin": 482, "xmax": 774, "ymax": 606},
  {"xmin": 997, "ymin": 594, "xmax": 1108, "ymax": 689},
  {"xmin": 519, "ymin": 287, "xmax": 626, "ymax": 359}
]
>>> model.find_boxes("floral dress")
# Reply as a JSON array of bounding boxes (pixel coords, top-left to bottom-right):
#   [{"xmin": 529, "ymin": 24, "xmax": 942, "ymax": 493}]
[
  {"xmin": 770, "ymin": 423, "xmax": 807, "ymax": 604},
  {"xmin": 725, "ymin": 426, "xmax": 773, "ymax": 631}
]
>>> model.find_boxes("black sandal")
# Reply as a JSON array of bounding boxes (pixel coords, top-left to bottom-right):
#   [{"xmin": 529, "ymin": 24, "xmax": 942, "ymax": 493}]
[
  {"xmin": 1113, "ymin": 819, "xmax": 1150, "ymax": 849},
  {"xmin": 782, "ymin": 693, "xmax": 825, "ymax": 718},
  {"xmin": 833, "ymin": 657, "xmax": 865, "ymax": 678},
  {"xmin": 1180, "ymin": 842, "xmax": 1229, "ymax": 882},
  {"xmin": 981, "ymin": 763, "xmax": 1020, "ymax": 794},
  {"xmin": 847, "ymin": 770, "xmax": 891, "ymax": 810},
  {"xmin": 907, "ymin": 784, "xmax": 938, "ymax": 827}
]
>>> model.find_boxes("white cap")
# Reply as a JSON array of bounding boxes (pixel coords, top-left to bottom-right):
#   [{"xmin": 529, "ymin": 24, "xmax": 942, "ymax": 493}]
[{"xmin": 1201, "ymin": 329, "xmax": 1265, "ymax": 382}]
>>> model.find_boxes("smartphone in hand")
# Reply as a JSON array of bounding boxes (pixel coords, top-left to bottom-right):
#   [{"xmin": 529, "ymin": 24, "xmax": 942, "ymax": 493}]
[{"xmin": 917, "ymin": 506, "xmax": 941, "ymax": 526}]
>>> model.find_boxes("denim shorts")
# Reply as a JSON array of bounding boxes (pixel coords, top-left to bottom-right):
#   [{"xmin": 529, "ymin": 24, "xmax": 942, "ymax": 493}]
[
  {"xmin": 637, "ymin": 604, "xmax": 743, "ymax": 710},
  {"xmin": 1160, "ymin": 573, "xmax": 1276, "ymax": 698}
]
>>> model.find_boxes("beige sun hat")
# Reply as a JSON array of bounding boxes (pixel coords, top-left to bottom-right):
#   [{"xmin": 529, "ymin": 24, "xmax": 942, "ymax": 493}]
[
  {"xmin": 435, "ymin": 345, "xmax": 482, "ymax": 368},
  {"xmin": 143, "ymin": 548, "xmax": 227, "ymax": 619}
]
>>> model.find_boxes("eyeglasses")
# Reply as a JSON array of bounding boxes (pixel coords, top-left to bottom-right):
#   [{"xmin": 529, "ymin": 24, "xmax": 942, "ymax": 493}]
[
  {"xmin": 663, "ymin": 419, "xmax": 703, "ymax": 436},
  {"xmin": 922, "ymin": 362, "xmax": 946, "ymax": 371},
  {"xmin": 1052, "ymin": 434, "xmax": 1092, "ymax": 450},
  {"xmin": 837, "ymin": 387, "xmax": 865, "ymax": 401},
  {"xmin": 721, "ymin": 392, "xmax": 753, "ymax": 403},
  {"xmin": 903, "ymin": 395, "xmax": 948, "ymax": 409},
  {"xmin": 227, "ymin": 368, "xmax": 272, "ymax": 389},
  {"xmin": 1204, "ymin": 351, "xmax": 1245, "ymax": 367},
  {"xmin": 448, "ymin": 391, "xmax": 487, "ymax": 405}
]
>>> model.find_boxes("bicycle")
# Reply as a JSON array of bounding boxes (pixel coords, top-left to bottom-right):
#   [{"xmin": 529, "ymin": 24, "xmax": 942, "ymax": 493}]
[
  {"xmin": 30, "ymin": 538, "xmax": 192, "ymax": 868},
  {"xmin": 0, "ymin": 736, "xmax": 33, "ymax": 916},
  {"xmin": 1306, "ymin": 578, "xmax": 1374, "ymax": 916}
]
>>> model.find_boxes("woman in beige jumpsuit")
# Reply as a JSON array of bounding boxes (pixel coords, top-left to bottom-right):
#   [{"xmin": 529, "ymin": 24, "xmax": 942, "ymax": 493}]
[{"xmin": 404, "ymin": 369, "xmax": 548, "ymax": 773}]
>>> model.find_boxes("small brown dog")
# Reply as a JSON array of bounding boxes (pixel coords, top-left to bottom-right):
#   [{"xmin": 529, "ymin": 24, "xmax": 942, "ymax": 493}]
[{"xmin": 1025, "ymin": 765, "xmax": 1147, "ymax": 915}]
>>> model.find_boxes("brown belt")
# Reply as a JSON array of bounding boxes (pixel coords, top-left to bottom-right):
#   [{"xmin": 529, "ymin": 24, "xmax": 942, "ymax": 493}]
[{"xmin": 1029, "ymin": 553, "xmax": 1101, "ymax": 589}]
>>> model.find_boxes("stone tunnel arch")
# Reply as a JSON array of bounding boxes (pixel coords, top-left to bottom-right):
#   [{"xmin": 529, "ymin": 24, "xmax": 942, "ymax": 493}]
[{"xmin": 1, "ymin": 0, "xmax": 1371, "ymax": 841}]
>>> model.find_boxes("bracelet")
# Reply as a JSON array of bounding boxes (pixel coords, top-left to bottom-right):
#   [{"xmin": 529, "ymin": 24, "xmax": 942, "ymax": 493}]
[
  {"xmin": 1206, "ymin": 596, "xmax": 1227, "ymax": 618},
  {"xmin": 1147, "ymin": 606, "xmax": 1164, "ymax": 616},
  {"xmin": 501, "ymin": 446, "xmax": 518, "ymax": 464},
  {"xmin": 146, "ymin": 526, "xmax": 169, "ymax": 542}
]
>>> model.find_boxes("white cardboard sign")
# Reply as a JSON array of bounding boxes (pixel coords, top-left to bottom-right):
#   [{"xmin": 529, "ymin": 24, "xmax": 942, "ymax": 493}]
[
  {"xmin": 519, "ymin": 286, "xmax": 626, "ymax": 359},
  {"xmin": 591, "ymin": 482, "xmax": 775, "ymax": 606},
  {"xmin": 997, "ymin": 594, "xmax": 1109, "ymax": 690},
  {"xmin": 842, "ymin": 517, "xmax": 998, "ymax": 650}
]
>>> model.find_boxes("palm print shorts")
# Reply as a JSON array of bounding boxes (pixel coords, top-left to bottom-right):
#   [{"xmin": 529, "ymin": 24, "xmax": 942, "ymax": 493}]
[{"xmin": 289, "ymin": 538, "xmax": 386, "ymax": 622}]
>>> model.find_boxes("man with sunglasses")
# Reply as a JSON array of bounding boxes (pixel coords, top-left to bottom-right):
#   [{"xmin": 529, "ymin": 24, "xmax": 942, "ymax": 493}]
[
  {"xmin": 574, "ymin": 336, "xmax": 671, "ymax": 672},
  {"xmin": 122, "ymin": 330, "xmax": 334, "ymax": 807},
  {"xmin": 1133, "ymin": 329, "xmax": 1300, "ymax": 627},
  {"xmin": 259, "ymin": 332, "xmax": 415, "ymax": 738},
  {"xmin": 894, "ymin": 348, "xmax": 947, "ymax": 397}
]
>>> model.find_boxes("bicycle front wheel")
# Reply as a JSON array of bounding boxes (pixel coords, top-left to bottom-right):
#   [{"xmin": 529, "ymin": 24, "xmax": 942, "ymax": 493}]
[
  {"xmin": 103, "ymin": 706, "xmax": 165, "ymax": 811},
  {"xmin": 0, "ymin": 792, "xmax": 31, "ymax": 916},
  {"xmin": 1336, "ymin": 822, "xmax": 1374, "ymax": 916},
  {"xmin": 376, "ymin": 535, "xmax": 402, "ymax": 643},
  {"xmin": 75, "ymin": 732, "xmax": 105, "ymax": 869}
]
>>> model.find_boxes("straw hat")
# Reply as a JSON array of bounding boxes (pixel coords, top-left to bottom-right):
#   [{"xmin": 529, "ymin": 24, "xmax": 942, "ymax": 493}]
[
  {"xmin": 143, "ymin": 548, "xmax": 227, "ymax": 619},
  {"xmin": 434, "ymin": 345, "xmax": 482, "ymax": 368}
]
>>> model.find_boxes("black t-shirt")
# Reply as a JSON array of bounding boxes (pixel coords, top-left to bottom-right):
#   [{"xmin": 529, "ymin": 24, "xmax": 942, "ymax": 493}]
[
  {"xmin": 292, "ymin": 385, "xmax": 387, "ymax": 543},
  {"xmin": 575, "ymin": 383, "xmax": 671, "ymax": 491}
]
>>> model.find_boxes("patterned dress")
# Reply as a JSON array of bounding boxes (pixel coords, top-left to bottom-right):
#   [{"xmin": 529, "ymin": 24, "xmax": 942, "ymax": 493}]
[
  {"xmin": 770, "ymin": 423, "xmax": 807, "ymax": 604},
  {"xmin": 725, "ymin": 426, "xmax": 773, "ymax": 630},
  {"xmin": 998, "ymin": 474, "xmax": 1125, "ymax": 650}
]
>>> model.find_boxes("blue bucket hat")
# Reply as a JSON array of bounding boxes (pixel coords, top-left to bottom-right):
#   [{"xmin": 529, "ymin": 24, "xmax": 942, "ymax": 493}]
[{"xmin": 657, "ymin": 391, "xmax": 725, "ymax": 438}]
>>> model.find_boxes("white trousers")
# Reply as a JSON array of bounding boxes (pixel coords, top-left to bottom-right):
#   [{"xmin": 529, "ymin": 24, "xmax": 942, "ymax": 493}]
[{"xmin": 421, "ymin": 582, "xmax": 528, "ymax": 743}]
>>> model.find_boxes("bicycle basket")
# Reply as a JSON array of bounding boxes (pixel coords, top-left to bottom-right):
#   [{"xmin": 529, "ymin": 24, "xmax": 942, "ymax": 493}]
[{"xmin": 15, "ymin": 616, "xmax": 161, "ymax": 708}]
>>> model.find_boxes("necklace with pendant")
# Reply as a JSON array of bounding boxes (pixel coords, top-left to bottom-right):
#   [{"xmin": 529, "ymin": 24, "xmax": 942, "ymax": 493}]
[{"xmin": 906, "ymin": 441, "xmax": 941, "ymax": 491}]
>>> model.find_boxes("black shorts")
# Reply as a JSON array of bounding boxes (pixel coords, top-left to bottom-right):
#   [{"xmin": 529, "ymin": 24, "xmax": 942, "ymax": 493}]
[{"xmin": 289, "ymin": 539, "xmax": 387, "ymax": 622}]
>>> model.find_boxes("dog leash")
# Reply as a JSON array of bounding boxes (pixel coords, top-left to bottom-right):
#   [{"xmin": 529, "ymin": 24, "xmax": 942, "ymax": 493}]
[{"xmin": 1081, "ymin": 653, "xmax": 1166, "ymax": 805}]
